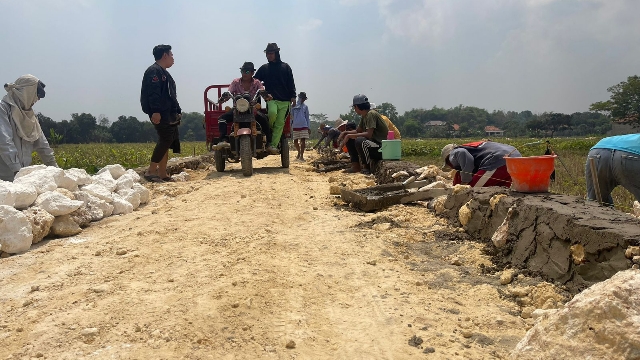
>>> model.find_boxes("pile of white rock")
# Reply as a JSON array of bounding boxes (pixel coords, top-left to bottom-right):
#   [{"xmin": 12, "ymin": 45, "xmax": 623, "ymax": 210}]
[{"xmin": 0, "ymin": 164, "xmax": 149, "ymax": 254}]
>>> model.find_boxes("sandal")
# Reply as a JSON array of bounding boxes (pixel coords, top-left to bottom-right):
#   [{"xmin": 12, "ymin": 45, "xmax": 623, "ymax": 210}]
[
  {"xmin": 360, "ymin": 169, "xmax": 371, "ymax": 175},
  {"xmin": 343, "ymin": 168, "xmax": 359, "ymax": 174},
  {"xmin": 143, "ymin": 174, "xmax": 165, "ymax": 183},
  {"xmin": 161, "ymin": 177, "xmax": 176, "ymax": 182}
]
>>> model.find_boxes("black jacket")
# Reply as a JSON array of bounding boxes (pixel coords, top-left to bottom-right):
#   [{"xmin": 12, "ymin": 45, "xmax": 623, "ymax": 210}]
[
  {"xmin": 140, "ymin": 63, "xmax": 181, "ymax": 118},
  {"xmin": 254, "ymin": 60, "xmax": 296, "ymax": 102}
]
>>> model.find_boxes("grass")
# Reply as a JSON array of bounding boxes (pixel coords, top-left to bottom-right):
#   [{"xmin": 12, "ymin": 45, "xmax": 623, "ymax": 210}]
[{"xmin": 32, "ymin": 138, "xmax": 636, "ymax": 213}]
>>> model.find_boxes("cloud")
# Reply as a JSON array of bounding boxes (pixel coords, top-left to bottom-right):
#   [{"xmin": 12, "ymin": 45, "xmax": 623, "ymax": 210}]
[{"xmin": 298, "ymin": 18, "xmax": 323, "ymax": 32}]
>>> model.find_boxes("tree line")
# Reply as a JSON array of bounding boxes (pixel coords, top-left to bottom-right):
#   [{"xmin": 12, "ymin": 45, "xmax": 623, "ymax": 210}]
[{"xmin": 34, "ymin": 75, "xmax": 639, "ymax": 144}]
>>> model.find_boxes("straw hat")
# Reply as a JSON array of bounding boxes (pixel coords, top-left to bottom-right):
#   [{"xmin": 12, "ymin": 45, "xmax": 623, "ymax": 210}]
[
  {"xmin": 335, "ymin": 118, "xmax": 348, "ymax": 128},
  {"xmin": 441, "ymin": 143, "xmax": 458, "ymax": 170}
]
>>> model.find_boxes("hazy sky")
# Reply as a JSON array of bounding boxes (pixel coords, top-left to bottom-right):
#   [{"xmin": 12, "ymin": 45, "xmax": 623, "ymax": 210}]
[{"xmin": 1, "ymin": 0, "xmax": 639, "ymax": 124}]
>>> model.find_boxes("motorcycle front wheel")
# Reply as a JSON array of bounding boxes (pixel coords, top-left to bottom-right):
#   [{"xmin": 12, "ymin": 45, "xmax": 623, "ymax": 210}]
[
  {"xmin": 240, "ymin": 136, "xmax": 253, "ymax": 177},
  {"xmin": 280, "ymin": 137, "xmax": 290, "ymax": 168},
  {"xmin": 214, "ymin": 149, "xmax": 225, "ymax": 172}
]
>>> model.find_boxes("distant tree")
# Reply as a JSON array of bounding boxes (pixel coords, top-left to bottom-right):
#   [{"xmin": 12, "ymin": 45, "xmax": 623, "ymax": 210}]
[
  {"xmin": 36, "ymin": 113, "xmax": 57, "ymax": 140},
  {"xmin": 110, "ymin": 115, "xmax": 144, "ymax": 143},
  {"xmin": 179, "ymin": 112, "xmax": 205, "ymax": 141},
  {"xmin": 69, "ymin": 113, "xmax": 97, "ymax": 143},
  {"xmin": 339, "ymin": 107, "xmax": 360, "ymax": 123},
  {"xmin": 590, "ymin": 75, "xmax": 640, "ymax": 125},
  {"xmin": 376, "ymin": 102, "xmax": 399, "ymax": 123},
  {"xmin": 403, "ymin": 119, "xmax": 423, "ymax": 138},
  {"xmin": 310, "ymin": 113, "xmax": 328, "ymax": 124},
  {"xmin": 98, "ymin": 115, "xmax": 110, "ymax": 127}
]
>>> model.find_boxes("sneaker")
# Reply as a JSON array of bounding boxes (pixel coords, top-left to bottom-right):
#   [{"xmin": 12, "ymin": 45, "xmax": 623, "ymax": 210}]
[{"xmin": 267, "ymin": 146, "xmax": 280, "ymax": 155}]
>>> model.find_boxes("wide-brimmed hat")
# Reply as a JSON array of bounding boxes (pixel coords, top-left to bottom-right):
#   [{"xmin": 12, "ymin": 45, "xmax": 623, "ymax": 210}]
[
  {"xmin": 240, "ymin": 62, "xmax": 255, "ymax": 71},
  {"xmin": 441, "ymin": 143, "xmax": 458, "ymax": 170},
  {"xmin": 335, "ymin": 118, "xmax": 348, "ymax": 128},
  {"xmin": 298, "ymin": 92, "xmax": 307, "ymax": 100},
  {"xmin": 264, "ymin": 43, "xmax": 280, "ymax": 52}
]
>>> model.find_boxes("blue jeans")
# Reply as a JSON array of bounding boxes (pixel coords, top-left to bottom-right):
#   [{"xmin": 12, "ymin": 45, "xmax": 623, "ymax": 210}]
[{"xmin": 585, "ymin": 148, "xmax": 640, "ymax": 206}]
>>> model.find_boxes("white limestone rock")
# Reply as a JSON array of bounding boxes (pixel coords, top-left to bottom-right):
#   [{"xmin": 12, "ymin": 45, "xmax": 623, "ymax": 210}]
[
  {"xmin": 418, "ymin": 181, "xmax": 448, "ymax": 192},
  {"xmin": 74, "ymin": 191, "xmax": 113, "ymax": 221},
  {"xmin": 34, "ymin": 191, "xmax": 84, "ymax": 216},
  {"xmin": 69, "ymin": 205, "xmax": 92, "ymax": 227},
  {"xmin": 55, "ymin": 188, "xmax": 76, "ymax": 200},
  {"xmin": 111, "ymin": 194, "xmax": 133, "ymax": 215},
  {"xmin": 80, "ymin": 184, "xmax": 114, "ymax": 203},
  {"xmin": 117, "ymin": 189, "xmax": 141, "ymax": 210},
  {"xmin": 172, "ymin": 172, "xmax": 190, "ymax": 182},
  {"xmin": 459, "ymin": 200, "xmax": 473, "ymax": 227},
  {"xmin": 21, "ymin": 207, "xmax": 54, "ymax": 244},
  {"xmin": 124, "ymin": 169, "xmax": 141, "ymax": 183},
  {"xmin": 0, "ymin": 182, "xmax": 16, "ymax": 207},
  {"xmin": 132, "ymin": 183, "xmax": 150, "ymax": 204},
  {"xmin": 115, "ymin": 173, "xmax": 135, "ymax": 192},
  {"xmin": 50, "ymin": 215, "xmax": 82, "ymax": 237},
  {"xmin": 14, "ymin": 164, "xmax": 47, "ymax": 178},
  {"xmin": 0, "ymin": 205, "xmax": 33, "ymax": 253},
  {"xmin": 64, "ymin": 168, "xmax": 93, "ymax": 186},
  {"xmin": 511, "ymin": 269, "xmax": 640, "ymax": 360},
  {"xmin": 492, "ymin": 217, "xmax": 510, "ymax": 248},
  {"xmin": 13, "ymin": 170, "xmax": 57, "ymax": 195},
  {"xmin": 97, "ymin": 164, "xmax": 126, "ymax": 180},
  {"xmin": 6, "ymin": 182, "xmax": 37, "ymax": 209},
  {"xmin": 91, "ymin": 171, "xmax": 117, "ymax": 192}
]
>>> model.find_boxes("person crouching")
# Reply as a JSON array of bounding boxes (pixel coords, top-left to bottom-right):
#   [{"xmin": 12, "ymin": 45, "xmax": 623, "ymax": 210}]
[{"xmin": 441, "ymin": 141, "xmax": 520, "ymax": 188}]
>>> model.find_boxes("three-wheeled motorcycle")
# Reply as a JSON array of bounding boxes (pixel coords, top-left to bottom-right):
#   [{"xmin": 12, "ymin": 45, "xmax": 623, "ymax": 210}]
[{"xmin": 204, "ymin": 84, "xmax": 291, "ymax": 176}]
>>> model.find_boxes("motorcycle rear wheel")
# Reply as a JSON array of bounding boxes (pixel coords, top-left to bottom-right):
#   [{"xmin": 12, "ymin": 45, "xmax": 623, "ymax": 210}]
[
  {"xmin": 214, "ymin": 149, "xmax": 225, "ymax": 172},
  {"xmin": 281, "ymin": 137, "xmax": 290, "ymax": 168}
]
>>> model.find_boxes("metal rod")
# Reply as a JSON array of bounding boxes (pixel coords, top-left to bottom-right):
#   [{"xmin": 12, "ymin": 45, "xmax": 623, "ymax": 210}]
[{"xmin": 589, "ymin": 157, "xmax": 603, "ymax": 205}]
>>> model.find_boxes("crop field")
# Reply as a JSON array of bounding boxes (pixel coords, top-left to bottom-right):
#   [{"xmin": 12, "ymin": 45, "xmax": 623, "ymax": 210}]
[{"xmin": 32, "ymin": 137, "xmax": 635, "ymax": 213}]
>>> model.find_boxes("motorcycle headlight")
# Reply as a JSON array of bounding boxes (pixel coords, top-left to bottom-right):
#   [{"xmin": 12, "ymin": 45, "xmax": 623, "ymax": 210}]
[{"xmin": 236, "ymin": 98, "xmax": 250, "ymax": 112}]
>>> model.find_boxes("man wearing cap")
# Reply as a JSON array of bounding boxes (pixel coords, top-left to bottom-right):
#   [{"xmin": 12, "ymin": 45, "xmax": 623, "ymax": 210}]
[
  {"xmin": 213, "ymin": 62, "xmax": 271, "ymax": 150},
  {"xmin": 291, "ymin": 91, "xmax": 310, "ymax": 161},
  {"xmin": 441, "ymin": 141, "xmax": 520, "ymax": 188},
  {"xmin": 255, "ymin": 43, "xmax": 296, "ymax": 155},
  {"xmin": 140, "ymin": 44, "xmax": 182, "ymax": 182},
  {"xmin": 0, "ymin": 75, "xmax": 58, "ymax": 182},
  {"xmin": 338, "ymin": 94, "xmax": 389, "ymax": 174}
]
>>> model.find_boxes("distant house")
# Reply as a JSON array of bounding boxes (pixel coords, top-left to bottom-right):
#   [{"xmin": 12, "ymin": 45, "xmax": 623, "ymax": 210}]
[
  {"xmin": 449, "ymin": 124, "xmax": 460, "ymax": 137},
  {"xmin": 425, "ymin": 121, "xmax": 447, "ymax": 127},
  {"xmin": 485, "ymin": 126, "xmax": 504, "ymax": 137}
]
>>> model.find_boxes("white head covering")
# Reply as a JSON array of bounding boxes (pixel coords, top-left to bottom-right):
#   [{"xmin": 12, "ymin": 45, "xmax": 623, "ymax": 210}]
[{"xmin": 3, "ymin": 75, "xmax": 42, "ymax": 142}]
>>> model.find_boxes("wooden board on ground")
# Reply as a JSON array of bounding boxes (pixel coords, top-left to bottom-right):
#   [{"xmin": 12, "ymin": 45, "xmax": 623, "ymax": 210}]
[{"xmin": 340, "ymin": 181, "xmax": 451, "ymax": 212}]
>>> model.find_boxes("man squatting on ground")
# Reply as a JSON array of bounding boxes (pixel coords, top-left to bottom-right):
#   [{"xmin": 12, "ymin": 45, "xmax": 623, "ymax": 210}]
[
  {"xmin": 213, "ymin": 62, "xmax": 272, "ymax": 150},
  {"xmin": 0, "ymin": 75, "xmax": 57, "ymax": 182},
  {"xmin": 254, "ymin": 43, "xmax": 296, "ymax": 155},
  {"xmin": 292, "ymin": 91, "xmax": 310, "ymax": 161},
  {"xmin": 140, "ymin": 44, "xmax": 182, "ymax": 183},
  {"xmin": 339, "ymin": 94, "xmax": 389, "ymax": 175},
  {"xmin": 441, "ymin": 141, "xmax": 521, "ymax": 188},
  {"xmin": 585, "ymin": 134, "xmax": 640, "ymax": 206},
  {"xmin": 314, "ymin": 119, "xmax": 348, "ymax": 150}
]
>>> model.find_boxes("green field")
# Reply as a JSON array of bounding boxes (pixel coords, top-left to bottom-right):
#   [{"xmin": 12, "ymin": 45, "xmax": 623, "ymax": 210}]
[{"xmin": 33, "ymin": 138, "xmax": 635, "ymax": 213}]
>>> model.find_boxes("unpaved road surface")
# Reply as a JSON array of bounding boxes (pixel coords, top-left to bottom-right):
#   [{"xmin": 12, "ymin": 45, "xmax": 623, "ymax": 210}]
[{"xmin": 0, "ymin": 153, "xmax": 557, "ymax": 359}]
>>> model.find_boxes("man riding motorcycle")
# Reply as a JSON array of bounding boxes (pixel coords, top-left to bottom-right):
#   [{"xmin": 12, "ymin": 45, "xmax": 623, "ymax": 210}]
[{"xmin": 213, "ymin": 61, "xmax": 272, "ymax": 151}]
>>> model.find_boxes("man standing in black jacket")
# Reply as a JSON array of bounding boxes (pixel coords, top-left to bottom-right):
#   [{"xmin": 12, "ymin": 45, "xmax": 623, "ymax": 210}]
[
  {"xmin": 254, "ymin": 43, "xmax": 296, "ymax": 155},
  {"xmin": 140, "ymin": 44, "xmax": 182, "ymax": 182}
]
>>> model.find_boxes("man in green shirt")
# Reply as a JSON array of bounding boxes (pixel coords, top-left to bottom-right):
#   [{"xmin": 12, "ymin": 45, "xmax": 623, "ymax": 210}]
[{"xmin": 338, "ymin": 94, "xmax": 389, "ymax": 174}]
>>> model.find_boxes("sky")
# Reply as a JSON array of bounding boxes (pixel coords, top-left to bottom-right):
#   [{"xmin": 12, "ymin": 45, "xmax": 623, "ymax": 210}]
[{"xmin": 1, "ymin": 0, "xmax": 639, "ymax": 124}]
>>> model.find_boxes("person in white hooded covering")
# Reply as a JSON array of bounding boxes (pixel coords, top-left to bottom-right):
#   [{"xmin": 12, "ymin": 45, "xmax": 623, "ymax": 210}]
[{"xmin": 0, "ymin": 74, "xmax": 57, "ymax": 181}]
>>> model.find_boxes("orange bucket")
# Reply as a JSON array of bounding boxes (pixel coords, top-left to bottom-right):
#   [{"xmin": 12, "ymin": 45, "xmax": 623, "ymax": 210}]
[{"xmin": 504, "ymin": 155, "xmax": 557, "ymax": 193}]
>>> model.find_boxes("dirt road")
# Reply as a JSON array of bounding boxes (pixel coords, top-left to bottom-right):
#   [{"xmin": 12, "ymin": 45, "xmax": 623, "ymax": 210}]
[{"xmin": 0, "ymin": 153, "xmax": 554, "ymax": 359}]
